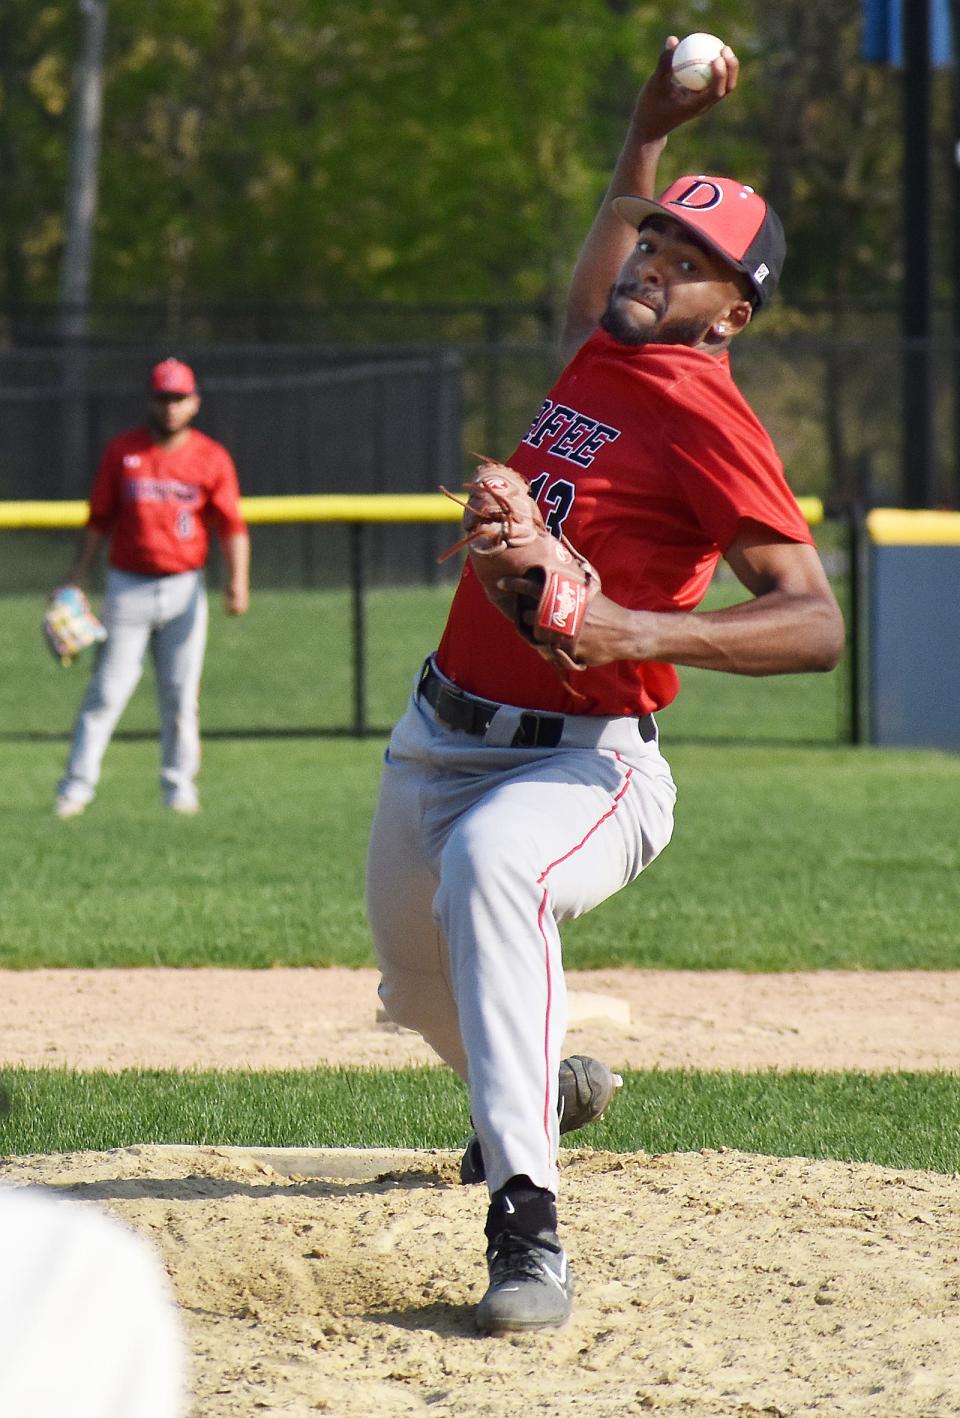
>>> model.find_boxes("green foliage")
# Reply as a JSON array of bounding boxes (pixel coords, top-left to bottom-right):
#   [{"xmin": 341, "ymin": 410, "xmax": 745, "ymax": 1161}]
[
  {"xmin": 9, "ymin": 0, "xmax": 638, "ymax": 305},
  {"xmin": 4, "ymin": 1066, "xmax": 960, "ymax": 1173},
  {"xmin": 0, "ymin": 0, "xmax": 939, "ymax": 310},
  {"xmin": 0, "ymin": 3, "xmax": 73, "ymax": 302}
]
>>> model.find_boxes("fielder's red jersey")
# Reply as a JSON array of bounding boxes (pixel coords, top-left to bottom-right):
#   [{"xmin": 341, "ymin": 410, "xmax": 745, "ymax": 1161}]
[
  {"xmin": 437, "ymin": 329, "xmax": 813, "ymax": 716},
  {"xmin": 86, "ymin": 427, "xmax": 247, "ymax": 576}
]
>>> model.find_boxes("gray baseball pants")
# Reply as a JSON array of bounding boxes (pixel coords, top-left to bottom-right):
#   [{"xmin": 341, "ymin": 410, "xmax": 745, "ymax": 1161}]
[
  {"xmin": 57, "ymin": 567, "xmax": 208, "ymax": 808},
  {"xmin": 365, "ymin": 667, "xmax": 677, "ymax": 1196}
]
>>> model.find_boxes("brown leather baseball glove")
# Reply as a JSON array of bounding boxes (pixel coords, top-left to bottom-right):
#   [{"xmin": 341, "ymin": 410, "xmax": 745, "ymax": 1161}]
[{"xmin": 439, "ymin": 460, "xmax": 600, "ymax": 682}]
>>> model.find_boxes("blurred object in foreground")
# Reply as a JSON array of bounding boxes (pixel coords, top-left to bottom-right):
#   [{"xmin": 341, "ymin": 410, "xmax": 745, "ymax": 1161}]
[{"xmin": 0, "ymin": 1185, "xmax": 185, "ymax": 1417}]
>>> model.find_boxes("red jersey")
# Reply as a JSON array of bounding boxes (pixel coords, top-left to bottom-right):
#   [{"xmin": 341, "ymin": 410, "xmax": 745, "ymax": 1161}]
[
  {"xmin": 86, "ymin": 427, "xmax": 246, "ymax": 576},
  {"xmin": 438, "ymin": 329, "xmax": 813, "ymax": 716}
]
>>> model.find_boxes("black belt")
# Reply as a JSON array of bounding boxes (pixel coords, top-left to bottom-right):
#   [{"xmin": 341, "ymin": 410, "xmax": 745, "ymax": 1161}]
[{"xmin": 418, "ymin": 658, "xmax": 566, "ymax": 748}]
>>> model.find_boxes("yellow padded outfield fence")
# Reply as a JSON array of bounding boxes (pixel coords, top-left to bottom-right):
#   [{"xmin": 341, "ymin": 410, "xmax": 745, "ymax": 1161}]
[
  {"xmin": 0, "ymin": 500, "xmax": 90, "ymax": 530},
  {"xmin": 866, "ymin": 508, "xmax": 960, "ymax": 545},
  {"xmin": 0, "ymin": 493, "xmax": 826, "ymax": 532},
  {"xmin": 0, "ymin": 494, "xmax": 462, "ymax": 530}
]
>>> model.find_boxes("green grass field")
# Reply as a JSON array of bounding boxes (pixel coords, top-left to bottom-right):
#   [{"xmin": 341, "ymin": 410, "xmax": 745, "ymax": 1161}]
[
  {"xmin": 4, "ymin": 1067, "xmax": 960, "ymax": 1174},
  {"xmin": 4, "ymin": 734, "xmax": 958, "ymax": 970},
  {"xmin": 2, "ymin": 578, "xmax": 958, "ymax": 1165},
  {"xmin": 4, "ymin": 582, "xmax": 849, "ymax": 741}
]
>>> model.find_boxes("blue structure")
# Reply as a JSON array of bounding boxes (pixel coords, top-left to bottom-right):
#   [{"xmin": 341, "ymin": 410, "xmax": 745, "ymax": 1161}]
[
  {"xmin": 861, "ymin": 0, "xmax": 953, "ymax": 66},
  {"xmin": 868, "ymin": 512, "xmax": 960, "ymax": 751}
]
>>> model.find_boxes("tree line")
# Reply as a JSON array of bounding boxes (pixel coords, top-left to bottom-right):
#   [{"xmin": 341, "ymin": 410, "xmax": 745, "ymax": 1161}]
[{"xmin": 0, "ymin": 0, "xmax": 954, "ymax": 326}]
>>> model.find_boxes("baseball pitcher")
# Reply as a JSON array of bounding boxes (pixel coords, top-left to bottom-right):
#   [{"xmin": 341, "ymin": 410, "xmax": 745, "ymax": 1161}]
[{"xmin": 366, "ymin": 36, "xmax": 844, "ymax": 1333}]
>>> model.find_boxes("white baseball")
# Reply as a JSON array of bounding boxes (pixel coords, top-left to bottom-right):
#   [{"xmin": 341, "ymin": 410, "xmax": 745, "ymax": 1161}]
[{"xmin": 671, "ymin": 32, "xmax": 726, "ymax": 92}]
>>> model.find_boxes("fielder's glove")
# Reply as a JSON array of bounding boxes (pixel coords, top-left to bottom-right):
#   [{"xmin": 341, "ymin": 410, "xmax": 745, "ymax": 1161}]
[
  {"xmin": 439, "ymin": 460, "xmax": 600, "ymax": 684},
  {"xmin": 43, "ymin": 585, "xmax": 107, "ymax": 667}
]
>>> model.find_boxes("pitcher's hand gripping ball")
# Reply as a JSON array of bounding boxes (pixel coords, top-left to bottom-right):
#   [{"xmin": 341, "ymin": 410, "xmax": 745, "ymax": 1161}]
[
  {"xmin": 43, "ymin": 585, "xmax": 107, "ymax": 666},
  {"xmin": 670, "ymin": 32, "xmax": 726, "ymax": 91},
  {"xmin": 439, "ymin": 460, "xmax": 600, "ymax": 684}
]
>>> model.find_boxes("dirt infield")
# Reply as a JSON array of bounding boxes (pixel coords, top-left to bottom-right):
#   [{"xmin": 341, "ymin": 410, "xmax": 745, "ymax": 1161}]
[
  {"xmin": 3, "ymin": 967, "xmax": 960, "ymax": 1416},
  {"xmin": 4, "ymin": 965, "xmax": 960, "ymax": 1073}
]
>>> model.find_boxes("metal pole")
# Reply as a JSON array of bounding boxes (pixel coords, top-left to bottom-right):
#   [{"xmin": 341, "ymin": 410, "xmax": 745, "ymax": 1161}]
[
  {"xmin": 58, "ymin": 0, "xmax": 107, "ymax": 498},
  {"xmin": 59, "ymin": 0, "xmax": 108, "ymax": 340},
  {"xmin": 951, "ymin": 0, "xmax": 960, "ymax": 504},
  {"xmin": 901, "ymin": 0, "xmax": 936, "ymax": 508},
  {"xmin": 349, "ymin": 522, "xmax": 367, "ymax": 737},
  {"xmin": 847, "ymin": 500, "xmax": 863, "ymax": 746}
]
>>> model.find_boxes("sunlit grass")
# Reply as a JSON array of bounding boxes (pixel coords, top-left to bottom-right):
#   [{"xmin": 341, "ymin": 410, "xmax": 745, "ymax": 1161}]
[{"xmin": 4, "ymin": 1067, "xmax": 960, "ymax": 1174}]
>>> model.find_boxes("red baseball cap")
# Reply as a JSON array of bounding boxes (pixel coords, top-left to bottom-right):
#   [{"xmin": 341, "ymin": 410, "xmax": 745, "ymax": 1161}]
[
  {"xmin": 150, "ymin": 358, "xmax": 197, "ymax": 396},
  {"xmin": 612, "ymin": 175, "xmax": 785, "ymax": 309}
]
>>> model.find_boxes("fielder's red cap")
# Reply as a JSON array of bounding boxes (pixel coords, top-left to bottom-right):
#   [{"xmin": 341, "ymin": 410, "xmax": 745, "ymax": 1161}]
[
  {"xmin": 150, "ymin": 358, "xmax": 197, "ymax": 395},
  {"xmin": 612, "ymin": 175, "xmax": 785, "ymax": 309}
]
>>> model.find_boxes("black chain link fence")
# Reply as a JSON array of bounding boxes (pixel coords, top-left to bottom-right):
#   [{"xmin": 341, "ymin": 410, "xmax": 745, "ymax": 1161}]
[{"xmin": 3, "ymin": 299, "xmax": 957, "ymax": 745}]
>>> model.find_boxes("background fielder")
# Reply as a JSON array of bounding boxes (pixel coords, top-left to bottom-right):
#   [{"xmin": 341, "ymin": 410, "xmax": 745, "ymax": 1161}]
[
  {"xmin": 53, "ymin": 358, "xmax": 250, "ymax": 818},
  {"xmin": 366, "ymin": 34, "xmax": 844, "ymax": 1336}
]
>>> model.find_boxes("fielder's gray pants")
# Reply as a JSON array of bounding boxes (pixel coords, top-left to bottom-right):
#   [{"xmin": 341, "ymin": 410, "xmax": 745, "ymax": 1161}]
[
  {"xmin": 58, "ymin": 568, "xmax": 208, "ymax": 808},
  {"xmin": 366, "ymin": 673, "xmax": 677, "ymax": 1197}
]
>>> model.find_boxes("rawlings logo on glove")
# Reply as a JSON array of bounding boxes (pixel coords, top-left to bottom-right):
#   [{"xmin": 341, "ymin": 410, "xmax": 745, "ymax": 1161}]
[
  {"xmin": 543, "ymin": 566, "xmax": 589, "ymax": 634},
  {"xmin": 439, "ymin": 460, "xmax": 600, "ymax": 690},
  {"xmin": 43, "ymin": 585, "xmax": 107, "ymax": 667}
]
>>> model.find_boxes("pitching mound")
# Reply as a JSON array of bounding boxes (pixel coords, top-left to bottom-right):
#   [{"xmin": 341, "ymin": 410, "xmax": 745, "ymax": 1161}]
[{"xmin": 3, "ymin": 1143, "xmax": 960, "ymax": 1416}]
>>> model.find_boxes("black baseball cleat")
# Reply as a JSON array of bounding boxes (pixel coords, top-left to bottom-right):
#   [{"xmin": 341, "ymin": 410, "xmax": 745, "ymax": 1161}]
[
  {"xmin": 476, "ymin": 1180, "xmax": 574, "ymax": 1333},
  {"xmin": 476, "ymin": 1227, "xmax": 575, "ymax": 1333},
  {"xmin": 459, "ymin": 1054, "xmax": 623, "ymax": 1185}
]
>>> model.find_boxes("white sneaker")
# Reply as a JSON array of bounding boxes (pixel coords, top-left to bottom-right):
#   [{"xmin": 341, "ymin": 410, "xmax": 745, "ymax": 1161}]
[
  {"xmin": 54, "ymin": 797, "xmax": 87, "ymax": 819},
  {"xmin": 167, "ymin": 798, "xmax": 200, "ymax": 815}
]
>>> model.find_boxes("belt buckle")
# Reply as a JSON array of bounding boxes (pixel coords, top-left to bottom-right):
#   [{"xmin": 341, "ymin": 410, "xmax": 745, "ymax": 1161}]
[
  {"xmin": 435, "ymin": 686, "xmax": 463, "ymax": 732},
  {"xmin": 430, "ymin": 679, "xmax": 492, "ymax": 738},
  {"xmin": 512, "ymin": 711, "xmax": 563, "ymax": 749}
]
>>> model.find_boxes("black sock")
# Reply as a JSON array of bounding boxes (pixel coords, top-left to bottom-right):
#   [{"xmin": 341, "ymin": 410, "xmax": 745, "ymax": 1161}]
[{"xmin": 486, "ymin": 1174, "xmax": 558, "ymax": 1242}]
